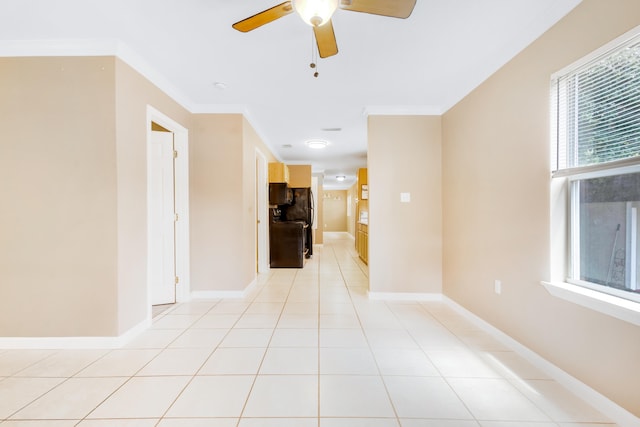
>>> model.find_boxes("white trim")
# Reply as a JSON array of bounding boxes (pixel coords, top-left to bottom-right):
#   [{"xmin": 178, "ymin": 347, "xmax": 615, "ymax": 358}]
[
  {"xmin": 0, "ymin": 318, "xmax": 150, "ymax": 350},
  {"xmin": 0, "ymin": 38, "xmax": 247, "ymax": 116},
  {"xmin": 256, "ymin": 148, "xmax": 269, "ymax": 274},
  {"xmin": 564, "ymin": 162, "xmax": 640, "ymax": 181},
  {"xmin": 560, "ymin": 163, "xmax": 640, "ymax": 307},
  {"xmin": 244, "ymin": 277, "xmax": 258, "ymax": 298},
  {"xmin": 364, "ymin": 105, "xmax": 444, "ymax": 116},
  {"xmin": 0, "ymin": 38, "xmax": 119, "ymax": 56},
  {"xmin": 368, "ymin": 292, "xmax": 443, "ymax": 302},
  {"xmin": 191, "ymin": 278, "xmax": 258, "ymax": 300},
  {"xmin": 372, "ymin": 289, "xmax": 639, "ymax": 425},
  {"xmin": 551, "ymin": 24, "xmax": 640, "ymax": 80},
  {"xmin": 443, "ymin": 296, "xmax": 640, "ymax": 427},
  {"xmin": 191, "ymin": 290, "xmax": 243, "ymax": 299},
  {"xmin": 189, "ymin": 103, "xmax": 248, "ymax": 114},
  {"xmin": 0, "ymin": 39, "xmax": 195, "ymax": 112},
  {"xmin": 0, "ymin": 40, "xmax": 450, "ymax": 126},
  {"xmin": 146, "ymin": 106, "xmax": 191, "ymax": 310},
  {"xmin": 242, "ymin": 108, "xmax": 282, "ymax": 163},
  {"xmin": 541, "ymin": 281, "xmax": 640, "ymax": 327},
  {"xmin": 115, "ymin": 42, "xmax": 194, "ymax": 111}
]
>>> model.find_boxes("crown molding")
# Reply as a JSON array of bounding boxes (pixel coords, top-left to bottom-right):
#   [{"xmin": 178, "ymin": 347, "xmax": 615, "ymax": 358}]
[
  {"xmin": 0, "ymin": 38, "xmax": 286, "ymax": 153},
  {"xmin": 364, "ymin": 105, "xmax": 445, "ymax": 116},
  {"xmin": 189, "ymin": 104, "xmax": 247, "ymax": 114},
  {"xmin": 0, "ymin": 38, "xmax": 199, "ymax": 114},
  {"xmin": 0, "ymin": 38, "xmax": 118, "ymax": 56}
]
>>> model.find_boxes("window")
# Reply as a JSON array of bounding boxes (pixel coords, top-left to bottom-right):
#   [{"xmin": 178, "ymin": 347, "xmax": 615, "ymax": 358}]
[{"xmin": 552, "ymin": 27, "xmax": 640, "ymax": 303}]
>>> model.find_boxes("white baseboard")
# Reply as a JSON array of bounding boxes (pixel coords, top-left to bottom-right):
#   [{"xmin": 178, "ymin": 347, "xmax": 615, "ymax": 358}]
[
  {"xmin": 191, "ymin": 290, "xmax": 244, "ymax": 299},
  {"xmin": 0, "ymin": 317, "xmax": 151, "ymax": 350},
  {"xmin": 443, "ymin": 296, "xmax": 640, "ymax": 427},
  {"xmin": 368, "ymin": 291, "xmax": 443, "ymax": 302},
  {"xmin": 191, "ymin": 277, "xmax": 258, "ymax": 300}
]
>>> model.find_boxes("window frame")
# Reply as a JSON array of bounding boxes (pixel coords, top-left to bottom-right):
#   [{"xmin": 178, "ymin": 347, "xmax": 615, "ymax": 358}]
[
  {"xmin": 544, "ymin": 25, "xmax": 640, "ymax": 323},
  {"xmin": 566, "ymin": 165, "xmax": 640, "ymax": 304},
  {"xmin": 551, "ymin": 26, "xmax": 640, "ymax": 175}
]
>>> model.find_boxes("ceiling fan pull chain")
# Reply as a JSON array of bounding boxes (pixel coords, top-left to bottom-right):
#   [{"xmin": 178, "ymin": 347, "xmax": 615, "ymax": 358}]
[{"xmin": 310, "ymin": 29, "xmax": 319, "ymax": 78}]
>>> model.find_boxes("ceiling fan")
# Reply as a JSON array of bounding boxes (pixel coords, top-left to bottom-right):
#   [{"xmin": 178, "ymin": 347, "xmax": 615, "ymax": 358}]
[{"xmin": 232, "ymin": 0, "xmax": 417, "ymax": 59}]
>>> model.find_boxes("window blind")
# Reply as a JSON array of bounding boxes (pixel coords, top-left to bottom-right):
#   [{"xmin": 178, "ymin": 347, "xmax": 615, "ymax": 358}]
[{"xmin": 553, "ymin": 35, "xmax": 640, "ymax": 175}]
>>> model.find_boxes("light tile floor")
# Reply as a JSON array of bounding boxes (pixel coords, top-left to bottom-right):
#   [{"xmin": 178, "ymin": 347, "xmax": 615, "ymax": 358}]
[{"xmin": 0, "ymin": 232, "xmax": 619, "ymax": 426}]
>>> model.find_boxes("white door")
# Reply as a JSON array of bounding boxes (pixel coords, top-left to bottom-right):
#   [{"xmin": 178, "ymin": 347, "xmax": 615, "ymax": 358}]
[
  {"xmin": 149, "ymin": 130, "xmax": 176, "ymax": 305},
  {"xmin": 256, "ymin": 151, "xmax": 268, "ymax": 273}
]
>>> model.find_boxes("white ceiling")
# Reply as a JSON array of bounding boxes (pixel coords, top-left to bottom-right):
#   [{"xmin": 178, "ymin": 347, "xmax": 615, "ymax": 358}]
[{"xmin": 0, "ymin": 0, "xmax": 581, "ymax": 189}]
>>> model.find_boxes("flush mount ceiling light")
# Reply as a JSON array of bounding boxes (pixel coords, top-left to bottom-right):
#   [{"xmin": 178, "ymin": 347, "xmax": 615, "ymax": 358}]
[
  {"xmin": 212, "ymin": 81, "xmax": 228, "ymax": 90},
  {"xmin": 336, "ymin": 175, "xmax": 346, "ymax": 181},
  {"xmin": 306, "ymin": 139, "xmax": 328, "ymax": 149}
]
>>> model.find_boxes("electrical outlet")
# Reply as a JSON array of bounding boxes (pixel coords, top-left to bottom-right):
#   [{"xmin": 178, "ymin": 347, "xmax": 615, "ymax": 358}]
[{"xmin": 494, "ymin": 280, "xmax": 502, "ymax": 295}]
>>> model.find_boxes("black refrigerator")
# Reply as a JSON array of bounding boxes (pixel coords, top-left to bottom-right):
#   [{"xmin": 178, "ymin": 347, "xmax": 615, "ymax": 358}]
[{"xmin": 269, "ymin": 186, "xmax": 314, "ymax": 268}]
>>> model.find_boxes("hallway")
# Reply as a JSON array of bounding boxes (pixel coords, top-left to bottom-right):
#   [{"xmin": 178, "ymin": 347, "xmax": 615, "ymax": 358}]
[{"xmin": 0, "ymin": 233, "xmax": 615, "ymax": 426}]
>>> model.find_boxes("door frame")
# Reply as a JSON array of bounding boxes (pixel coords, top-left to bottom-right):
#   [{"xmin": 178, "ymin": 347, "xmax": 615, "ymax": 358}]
[
  {"xmin": 256, "ymin": 148, "xmax": 269, "ymax": 273},
  {"xmin": 146, "ymin": 105, "xmax": 190, "ymax": 313}
]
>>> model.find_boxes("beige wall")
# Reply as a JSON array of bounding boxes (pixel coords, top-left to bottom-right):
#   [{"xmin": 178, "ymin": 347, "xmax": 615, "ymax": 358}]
[
  {"xmin": 368, "ymin": 115, "xmax": 442, "ymax": 294},
  {"xmin": 190, "ymin": 114, "xmax": 245, "ymax": 292},
  {"xmin": 314, "ymin": 174, "xmax": 324, "ymax": 245},
  {"xmin": 191, "ymin": 114, "xmax": 278, "ymax": 293},
  {"xmin": 442, "ymin": 0, "xmax": 640, "ymax": 416},
  {"xmin": 0, "ymin": 57, "xmax": 118, "ymax": 336},
  {"xmin": 323, "ymin": 190, "xmax": 348, "ymax": 232},
  {"xmin": 114, "ymin": 59, "xmax": 192, "ymax": 334},
  {"xmin": 243, "ymin": 118, "xmax": 277, "ymax": 282},
  {"xmin": 0, "ymin": 56, "xmax": 195, "ymax": 337},
  {"xmin": 347, "ymin": 184, "xmax": 357, "ymax": 237},
  {"xmin": 0, "ymin": 56, "xmax": 276, "ymax": 337}
]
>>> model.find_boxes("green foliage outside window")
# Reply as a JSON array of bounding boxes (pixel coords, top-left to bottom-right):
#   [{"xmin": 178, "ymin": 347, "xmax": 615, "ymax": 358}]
[{"xmin": 565, "ymin": 42, "xmax": 640, "ymax": 167}]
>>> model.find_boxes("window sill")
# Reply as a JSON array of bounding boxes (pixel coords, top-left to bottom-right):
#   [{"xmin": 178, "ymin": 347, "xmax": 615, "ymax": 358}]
[{"xmin": 541, "ymin": 281, "xmax": 640, "ymax": 327}]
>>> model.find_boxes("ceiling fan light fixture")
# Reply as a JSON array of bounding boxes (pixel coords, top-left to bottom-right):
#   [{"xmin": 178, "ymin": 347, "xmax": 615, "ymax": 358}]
[{"xmin": 292, "ymin": 0, "xmax": 338, "ymax": 27}]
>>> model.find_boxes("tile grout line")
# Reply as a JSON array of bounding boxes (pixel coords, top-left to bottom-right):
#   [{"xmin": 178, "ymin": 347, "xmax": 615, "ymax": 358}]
[
  {"xmin": 233, "ymin": 269, "xmax": 300, "ymax": 426},
  {"xmin": 73, "ymin": 299, "xmax": 227, "ymax": 427},
  {"xmin": 331, "ymin": 241, "xmax": 403, "ymax": 427},
  {"xmin": 316, "ymin": 245, "xmax": 322, "ymax": 427},
  {"xmin": 150, "ymin": 298, "xmax": 241, "ymax": 427}
]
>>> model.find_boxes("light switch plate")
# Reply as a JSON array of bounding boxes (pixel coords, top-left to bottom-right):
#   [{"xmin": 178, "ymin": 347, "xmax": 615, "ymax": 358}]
[{"xmin": 400, "ymin": 192, "xmax": 411, "ymax": 203}]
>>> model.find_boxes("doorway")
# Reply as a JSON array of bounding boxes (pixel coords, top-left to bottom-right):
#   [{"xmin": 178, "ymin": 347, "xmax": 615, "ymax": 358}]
[
  {"xmin": 146, "ymin": 106, "xmax": 190, "ymax": 313},
  {"xmin": 149, "ymin": 128, "xmax": 176, "ymax": 305},
  {"xmin": 256, "ymin": 149, "xmax": 268, "ymax": 273}
]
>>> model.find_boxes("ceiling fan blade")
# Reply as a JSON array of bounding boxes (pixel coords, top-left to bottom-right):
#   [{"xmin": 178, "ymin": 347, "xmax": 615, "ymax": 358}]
[
  {"xmin": 339, "ymin": 0, "xmax": 416, "ymax": 18},
  {"xmin": 232, "ymin": 1, "xmax": 294, "ymax": 32},
  {"xmin": 313, "ymin": 20, "xmax": 338, "ymax": 58}
]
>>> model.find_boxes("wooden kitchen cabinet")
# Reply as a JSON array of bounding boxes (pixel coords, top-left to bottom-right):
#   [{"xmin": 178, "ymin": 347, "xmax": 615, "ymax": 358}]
[
  {"xmin": 287, "ymin": 164, "xmax": 312, "ymax": 188},
  {"xmin": 355, "ymin": 167, "xmax": 368, "ymax": 264},
  {"xmin": 357, "ymin": 222, "xmax": 368, "ymax": 264},
  {"xmin": 357, "ymin": 168, "xmax": 368, "ymax": 200},
  {"xmin": 269, "ymin": 162, "xmax": 290, "ymax": 184}
]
